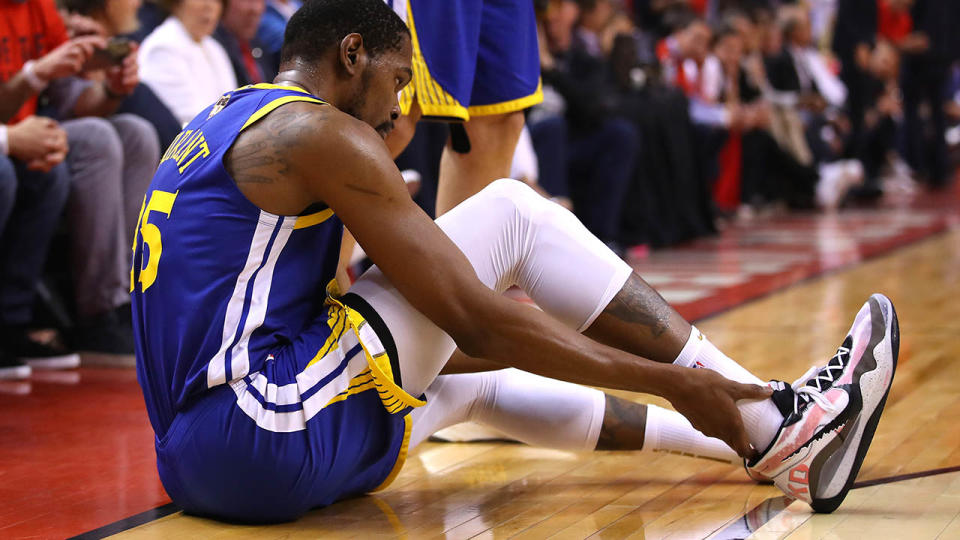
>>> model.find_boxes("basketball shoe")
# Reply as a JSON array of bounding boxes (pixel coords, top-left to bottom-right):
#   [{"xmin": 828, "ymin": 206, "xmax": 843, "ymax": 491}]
[{"xmin": 747, "ymin": 293, "xmax": 898, "ymax": 513}]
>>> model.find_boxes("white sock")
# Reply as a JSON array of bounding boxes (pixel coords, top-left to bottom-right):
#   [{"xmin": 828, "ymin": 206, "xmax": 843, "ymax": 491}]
[
  {"xmin": 643, "ymin": 404, "xmax": 740, "ymax": 463},
  {"xmin": 673, "ymin": 326, "xmax": 783, "ymax": 452}
]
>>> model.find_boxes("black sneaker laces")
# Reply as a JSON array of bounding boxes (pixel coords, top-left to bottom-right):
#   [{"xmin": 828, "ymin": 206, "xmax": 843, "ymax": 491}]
[{"xmin": 790, "ymin": 344, "xmax": 851, "ymax": 416}]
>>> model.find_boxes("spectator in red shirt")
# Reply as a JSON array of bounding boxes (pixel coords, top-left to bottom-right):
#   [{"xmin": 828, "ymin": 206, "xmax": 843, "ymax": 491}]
[
  {"xmin": 1, "ymin": 0, "xmax": 160, "ymax": 362},
  {"xmin": 60, "ymin": 0, "xmax": 183, "ymax": 149},
  {"xmin": 0, "ymin": 72, "xmax": 73, "ymax": 378}
]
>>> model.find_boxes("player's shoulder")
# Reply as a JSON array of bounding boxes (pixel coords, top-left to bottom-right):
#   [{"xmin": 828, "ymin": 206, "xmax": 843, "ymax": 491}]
[{"xmin": 270, "ymin": 102, "xmax": 389, "ymax": 167}]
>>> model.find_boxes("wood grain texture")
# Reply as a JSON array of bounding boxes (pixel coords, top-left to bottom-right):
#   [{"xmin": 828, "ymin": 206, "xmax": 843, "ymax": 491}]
[{"xmin": 109, "ymin": 229, "xmax": 960, "ymax": 539}]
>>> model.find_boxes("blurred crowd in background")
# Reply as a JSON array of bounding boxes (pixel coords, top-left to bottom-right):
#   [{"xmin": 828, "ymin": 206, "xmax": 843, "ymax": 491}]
[{"xmin": 1, "ymin": 0, "xmax": 959, "ymax": 373}]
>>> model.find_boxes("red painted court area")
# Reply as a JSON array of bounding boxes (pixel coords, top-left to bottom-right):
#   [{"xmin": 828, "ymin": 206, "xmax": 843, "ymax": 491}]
[
  {"xmin": 1, "ymin": 186, "xmax": 958, "ymax": 538},
  {"xmin": 0, "ymin": 369, "xmax": 166, "ymax": 538}
]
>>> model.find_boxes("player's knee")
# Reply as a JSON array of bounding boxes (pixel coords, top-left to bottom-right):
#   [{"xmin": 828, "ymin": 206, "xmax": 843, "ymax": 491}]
[
  {"xmin": 480, "ymin": 178, "xmax": 559, "ymax": 223},
  {"xmin": 482, "ymin": 177, "xmax": 538, "ymax": 205}
]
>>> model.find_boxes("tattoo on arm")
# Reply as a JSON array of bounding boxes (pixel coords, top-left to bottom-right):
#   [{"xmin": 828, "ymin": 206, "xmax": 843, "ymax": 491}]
[
  {"xmin": 596, "ymin": 394, "xmax": 648, "ymax": 450},
  {"xmin": 226, "ymin": 106, "xmax": 323, "ymax": 185},
  {"xmin": 601, "ymin": 273, "xmax": 675, "ymax": 338}
]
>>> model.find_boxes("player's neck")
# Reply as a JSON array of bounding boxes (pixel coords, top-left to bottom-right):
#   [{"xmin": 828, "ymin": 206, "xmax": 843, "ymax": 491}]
[
  {"xmin": 272, "ymin": 64, "xmax": 346, "ymax": 107},
  {"xmin": 273, "ymin": 70, "xmax": 322, "ymax": 97}
]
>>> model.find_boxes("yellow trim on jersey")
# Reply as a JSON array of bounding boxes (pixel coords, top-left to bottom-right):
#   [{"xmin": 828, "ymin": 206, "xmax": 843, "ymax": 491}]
[
  {"xmin": 324, "ymin": 370, "xmax": 377, "ymax": 407},
  {"xmin": 245, "ymin": 83, "xmax": 311, "ymax": 94},
  {"xmin": 467, "ymin": 81, "xmax": 544, "ymax": 117},
  {"xmin": 305, "ymin": 305, "xmax": 349, "ymax": 368},
  {"xmin": 372, "ymin": 413, "xmax": 412, "ymax": 492},
  {"xmin": 399, "ymin": 0, "xmax": 470, "ymax": 121},
  {"xmin": 240, "ymin": 95, "xmax": 326, "ymax": 132},
  {"xmin": 326, "ymin": 295, "xmax": 426, "ymax": 413},
  {"xmin": 294, "ymin": 208, "xmax": 335, "ymax": 229}
]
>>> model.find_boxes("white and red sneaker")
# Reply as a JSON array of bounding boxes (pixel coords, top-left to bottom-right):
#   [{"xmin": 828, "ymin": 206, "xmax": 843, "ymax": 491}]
[{"xmin": 747, "ymin": 294, "xmax": 898, "ymax": 513}]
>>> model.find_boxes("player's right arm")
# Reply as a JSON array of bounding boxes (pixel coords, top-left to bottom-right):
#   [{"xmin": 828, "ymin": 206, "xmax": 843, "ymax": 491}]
[{"xmin": 277, "ymin": 104, "xmax": 767, "ymax": 457}]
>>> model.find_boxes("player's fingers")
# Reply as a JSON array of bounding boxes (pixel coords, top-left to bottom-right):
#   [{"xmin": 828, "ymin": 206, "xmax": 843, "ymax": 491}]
[
  {"xmin": 725, "ymin": 414, "xmax": 754, "ymax": 458},
  {"xmin": 731, "ymin": 382, "xmax": 772, "ymax": 402}
]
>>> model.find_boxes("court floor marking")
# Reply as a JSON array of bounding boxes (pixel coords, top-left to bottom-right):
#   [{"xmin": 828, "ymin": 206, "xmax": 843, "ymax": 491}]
[{"xmin": 68, "ymin": 504, "xmax": 178, "ymax": 540}]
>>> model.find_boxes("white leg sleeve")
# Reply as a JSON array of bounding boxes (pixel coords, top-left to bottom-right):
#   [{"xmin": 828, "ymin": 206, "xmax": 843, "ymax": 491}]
[
  {"xmin": 348, "ymin": 179, "xmax": 632, "ymax": 397},
  {"xmin": 408, "ymin": 368, "xmax": 607, "ymax": 451}
]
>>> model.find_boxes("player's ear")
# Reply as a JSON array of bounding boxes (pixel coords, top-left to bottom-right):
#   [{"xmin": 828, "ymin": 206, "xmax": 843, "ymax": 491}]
[{"xmin": 340, "ymin": 33, "xmax": 368, "ymax": 76}]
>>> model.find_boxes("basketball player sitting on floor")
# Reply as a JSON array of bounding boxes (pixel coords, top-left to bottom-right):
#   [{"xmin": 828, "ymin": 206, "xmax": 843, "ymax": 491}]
[{"xmin": 130, "ymin": 0, "xmax": 899, "ymax": 523}]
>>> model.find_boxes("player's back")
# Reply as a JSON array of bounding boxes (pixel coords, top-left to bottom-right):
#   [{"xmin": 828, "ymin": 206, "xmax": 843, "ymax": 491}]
[{"xmin": 130, "ymin": 84, "xmax": 343, "ymax": 438}]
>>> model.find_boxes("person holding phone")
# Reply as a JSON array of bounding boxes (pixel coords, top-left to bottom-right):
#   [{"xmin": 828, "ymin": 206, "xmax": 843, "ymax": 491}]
[
  {"xmin": 0, "ymin": 0, "xmax": 160, "ymax": 363},
  {"xmin": 62, "ymin": 0, "xmax": 183, "ymax": 149}
]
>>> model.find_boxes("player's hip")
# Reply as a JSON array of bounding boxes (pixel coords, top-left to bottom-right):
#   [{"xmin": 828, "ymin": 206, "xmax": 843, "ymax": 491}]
[{"xmin": 156, "ymin": 385, "xmax": 407, "ymax": 522}]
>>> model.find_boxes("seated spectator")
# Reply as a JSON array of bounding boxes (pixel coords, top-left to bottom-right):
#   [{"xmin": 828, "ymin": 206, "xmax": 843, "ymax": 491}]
[
  {"xmin": 255, "ymin": 0, "xmax": 301, "ymax": 63},
  {"xmin": 657, "ymin": 12, "xmax": 712, "ymax": 99},
  {"xmin": 611, "ymin": 29, "xmax": 716, "ymax": 248},
  {"xmin": 703, "ymin": 20, "xmax": 818, "ymax": 210},
  {"xmin": 139, "ymin": 0, "xmax": 237, "ymax": 125},
  {"xmin": 846, "ymin": 40, "xmax": 903, "ymax": 200},
  {"xmin": 2, "ymin": 0, "xmax": 160, "ymax": 359},
  {"xmin": 0, "ymin": 88, "xmax": 74, "ymax": 376},
  {"xmin": 766, "ymin": 6, "xmax": 865, "ymax": 206},
  {"xmin": 61, "ymin": 0, "xmax": 183, "ymax": 149},
  {"xmin": 129, "ymin": 0, "xmax": 167, "ymax": 42},
  {"xmin": 832, "ymin": 0, "xmax": 915, "ymax": 154},
  {"xmin": 214, "ymin": 0, "xmax": 279, "ymax": 86},
  {"xmin": 532, "ymin": 0, "xmax": 639, "ymax": 253},
  {"xmin": 898, "ymin": 0, "xmax": 960, "ymax": 187}
]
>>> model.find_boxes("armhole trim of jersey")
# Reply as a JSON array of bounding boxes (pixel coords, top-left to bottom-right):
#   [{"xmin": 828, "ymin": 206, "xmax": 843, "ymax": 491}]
[{"xmin": 294, "ymin": 208, "xmax": 335, "ymax": 229}]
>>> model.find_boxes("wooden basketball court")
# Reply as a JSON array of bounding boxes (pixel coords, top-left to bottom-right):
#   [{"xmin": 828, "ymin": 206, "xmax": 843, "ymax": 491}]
[{"xmin": 2, "ymin": 190, "xmax": 959, "ymax": 539}]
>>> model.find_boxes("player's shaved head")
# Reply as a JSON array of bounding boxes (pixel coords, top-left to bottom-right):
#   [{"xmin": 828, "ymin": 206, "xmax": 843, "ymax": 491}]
[{"xmin": 280, "ymin": 0, "xmax": 410, "ymax": 65}]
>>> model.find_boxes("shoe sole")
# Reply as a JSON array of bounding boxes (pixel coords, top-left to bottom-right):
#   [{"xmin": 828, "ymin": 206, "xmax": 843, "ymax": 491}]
[
  {"xmin": 810, "ymin": 294, "xmax": 899, "ymax": 513},
  {"xmin": 0, "ymin": 365, "xmax": 32, "ymax": 380},
  {"xmin": 22, "ymin": 353, "xmax": 81, "ymax": 370}
]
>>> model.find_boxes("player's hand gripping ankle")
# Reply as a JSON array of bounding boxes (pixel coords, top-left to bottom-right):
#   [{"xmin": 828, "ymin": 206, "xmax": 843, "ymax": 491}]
[{"xmin": 665, "ymin": 369, "xmax": 773, "ymax": 459}]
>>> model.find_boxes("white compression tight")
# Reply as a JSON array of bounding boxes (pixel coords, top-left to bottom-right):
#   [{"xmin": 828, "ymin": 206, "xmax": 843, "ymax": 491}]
[
  {"xmin": 348, "ymin": 178, "xmax": 633, "ymax": 398},
  {"xmin": 408, "ymin": 368, "xmax": 607, "ymax": 451}
]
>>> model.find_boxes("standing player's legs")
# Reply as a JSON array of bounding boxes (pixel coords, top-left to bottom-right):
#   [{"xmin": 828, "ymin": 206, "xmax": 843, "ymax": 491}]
[
  {"xmin": 435, "ymin": 111, "xmax": 525, "ymax": 214},
  {"xmin": 389, "ymin": 0, "xmax": 542, "ymax": 215},
  {"xmin": 348, "ymin": 179, "xmax": 785, "ymax": 451}
]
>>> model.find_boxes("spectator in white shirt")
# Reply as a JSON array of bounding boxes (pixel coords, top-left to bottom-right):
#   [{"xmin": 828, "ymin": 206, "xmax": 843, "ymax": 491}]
[{"xmin": 139, "ymin": 0, "xmax": 237, "ymax": 125}]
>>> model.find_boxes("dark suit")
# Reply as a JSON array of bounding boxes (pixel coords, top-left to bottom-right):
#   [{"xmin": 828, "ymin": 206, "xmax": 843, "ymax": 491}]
[
  {"xmin": 765, "ymin": 48, "xmax": 818, "ymax": 95},
  {"xmin": 213, "ymin": 26, "xmax": 279, "ymax": 87},
  {"xmin": 901, "ymin": 0, "xmax": 960, "ymax": 185}
]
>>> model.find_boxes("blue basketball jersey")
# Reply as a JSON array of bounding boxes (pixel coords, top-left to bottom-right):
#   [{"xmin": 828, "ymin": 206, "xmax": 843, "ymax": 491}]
[{"xmin": 131, "ymin": 84, "xmax": 342, "ymax": 437}]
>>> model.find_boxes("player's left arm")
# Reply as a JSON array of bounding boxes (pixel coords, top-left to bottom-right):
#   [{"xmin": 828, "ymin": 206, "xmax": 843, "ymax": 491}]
[{"xmin": 277, "ymin": 106, "xmax": 768, "ymax": 457}]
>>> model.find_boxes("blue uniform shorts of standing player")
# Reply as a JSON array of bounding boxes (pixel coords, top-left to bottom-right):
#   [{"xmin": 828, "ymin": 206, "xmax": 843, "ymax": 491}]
[{"xmin": 388, "ymin": 0, "xmax": 543, "ymax": 121}]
